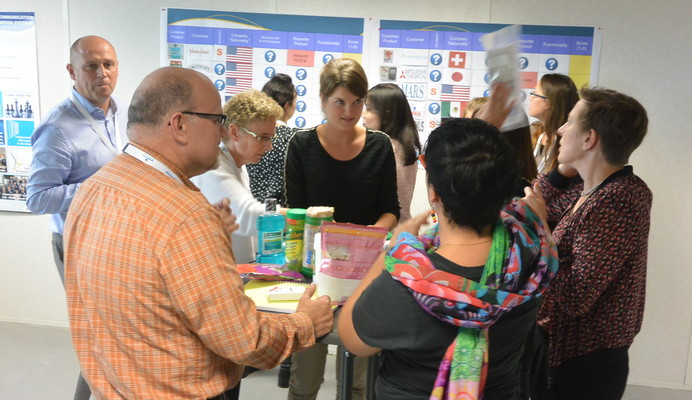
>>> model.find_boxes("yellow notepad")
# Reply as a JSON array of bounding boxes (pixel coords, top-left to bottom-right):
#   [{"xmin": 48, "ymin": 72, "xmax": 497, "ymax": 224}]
[{"xmin": 244, "ymin": 280, "xmax": 310, "ymax": 313}]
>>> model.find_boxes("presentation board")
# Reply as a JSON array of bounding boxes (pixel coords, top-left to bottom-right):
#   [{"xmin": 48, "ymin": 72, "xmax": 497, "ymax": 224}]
[
  {"xmin": 162, "ymin": 8, "xmax": 600, "ymax": 146},
  {"xmin": 0, "ymin": 12, "xmax": 39, "ymax": 212},
  {"xmin": 369, "ymin": 20, "xmax": 599, "ymax": 144},
  {"xmin": 162, "ymin": 8, "xmax": 365, "ymax": 129}
]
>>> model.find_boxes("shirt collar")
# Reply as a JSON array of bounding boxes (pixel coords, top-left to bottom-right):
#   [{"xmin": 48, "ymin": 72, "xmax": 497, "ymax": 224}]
[
  {"xmin": 128, "ymin": 142, "xmax": 199, "ymax": 191},
  {"xmin": 71, "ymin": 87, "xmax": 118, "ymax": 117}
]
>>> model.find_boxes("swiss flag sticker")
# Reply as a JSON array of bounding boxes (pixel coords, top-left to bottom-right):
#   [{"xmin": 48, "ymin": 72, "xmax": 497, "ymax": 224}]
[{"xmin": 448, "ymin": 51, "xmax": 466, "ymax": 68}]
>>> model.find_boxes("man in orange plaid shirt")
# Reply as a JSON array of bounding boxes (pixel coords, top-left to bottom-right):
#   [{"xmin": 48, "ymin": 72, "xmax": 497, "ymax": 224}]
[{"xmin": 64, "ymin": 67, "xmax": 333, "ymax": 400}]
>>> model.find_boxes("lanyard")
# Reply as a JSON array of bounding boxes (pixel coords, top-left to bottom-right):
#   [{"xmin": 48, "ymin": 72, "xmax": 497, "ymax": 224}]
[
  {"xmin": 69, "ymin": 94, "xmax": 122, "ymax": 157},
  {"xmin": 123, "ymin": 143, "xmax": 184, "ymax": 184},
  {"xmin": 533, "ymin": 132, "xmax": 545, "ymax": 158}
]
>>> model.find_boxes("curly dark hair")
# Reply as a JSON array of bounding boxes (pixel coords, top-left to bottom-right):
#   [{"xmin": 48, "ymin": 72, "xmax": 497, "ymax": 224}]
[{"xmin": 424, "ymin": 118, "xmax": 520, "ymax": 233}]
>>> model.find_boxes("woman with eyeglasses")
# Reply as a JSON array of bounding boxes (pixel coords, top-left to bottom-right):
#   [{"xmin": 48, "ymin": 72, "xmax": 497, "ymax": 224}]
[
  {"xmin": 529, "ymin": 74, "xmax": 579, "ymax": 174},
  {"xmin": 285, "ymin": 58, "xmax": 400, "ymax": 400},
  {"xmin": 192, "ymin": 90, "xmax": 284, "ymax": 263}
]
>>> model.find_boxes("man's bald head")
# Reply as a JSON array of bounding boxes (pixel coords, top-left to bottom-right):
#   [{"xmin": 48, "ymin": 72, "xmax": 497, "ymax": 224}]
[
  {"xmin": 127, "ymin": 67, "xmax": 226, "ymax": 177},
  {"xmin": 70, "ymin": 36, "xmax": 116, "ymax": 65},
  {"xmin": 127, "ymin": 67, "xmax": 213, "ymax": 129}
]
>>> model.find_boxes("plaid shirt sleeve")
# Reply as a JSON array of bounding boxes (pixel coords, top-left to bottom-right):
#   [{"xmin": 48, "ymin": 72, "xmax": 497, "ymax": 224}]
[{"xmin": 161, "ymin": 203, "xmax": 315, "ymax": 367}]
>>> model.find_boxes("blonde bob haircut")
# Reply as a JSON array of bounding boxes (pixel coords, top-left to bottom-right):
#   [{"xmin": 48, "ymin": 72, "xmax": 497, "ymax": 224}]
[
  {"xmin": 319, "ymin": 58, "xmax": 368, "ymax": 101},
  {"xmin": 223, "ymin": 90, "xmax": 283, "ymax": 127}
]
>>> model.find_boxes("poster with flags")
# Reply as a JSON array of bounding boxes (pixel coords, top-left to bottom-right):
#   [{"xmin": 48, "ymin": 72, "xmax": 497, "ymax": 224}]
[
  {"xmin": 162, "ymin": 9, "xmax": 364, "ymax": 129},
  {"xmin": 371, "ymin": 19, "xmax": 600, "ymax": 146},
  {"xmin": 162, "ymin": 11, "xmax": 599, "ymax": 142}
]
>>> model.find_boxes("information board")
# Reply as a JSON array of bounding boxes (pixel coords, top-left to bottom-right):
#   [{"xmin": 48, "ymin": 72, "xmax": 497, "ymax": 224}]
[
  {"xmin": 0, "ymin": 12, "xmax": 39, "ymax": 212},
  {"xmin": 162, "ymin": 8, "xmax": 365, "ymax": 129},
  {"xmin": 161, "ymin": 9, "xmax": 600, "ymax": 146}
]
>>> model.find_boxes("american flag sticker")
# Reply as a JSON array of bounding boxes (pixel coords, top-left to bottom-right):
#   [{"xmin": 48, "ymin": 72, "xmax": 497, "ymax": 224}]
[
  {"xmin": 225, "ymin": 47, "xmax": 253, "ymax": 96},
  {"xmin": 226, "ymin": 77, "xmax": 252, "ymax": 95},
  {"xmin": 226, "ymin": 63, "xmax": 252, "ymax": 79},
  {"xmin": 226, "ymin": 47, "xmax": 253, "ymax": 63},
  {"xmin": 440, "ymin": 84, "xmax": 470, "ymax": 102}
]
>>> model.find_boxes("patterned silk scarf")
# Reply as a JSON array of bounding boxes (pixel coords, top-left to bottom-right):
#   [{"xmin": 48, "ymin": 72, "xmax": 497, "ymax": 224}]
[{"xmin": 384, "ymin": 199, "xmax": 558, "ymax": 400}]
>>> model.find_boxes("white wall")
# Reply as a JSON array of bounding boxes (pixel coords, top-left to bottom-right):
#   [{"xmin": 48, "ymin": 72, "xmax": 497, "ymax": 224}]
[{"xmin": 1, "ymin": 0, "xmax": 691, "ymax": 390}]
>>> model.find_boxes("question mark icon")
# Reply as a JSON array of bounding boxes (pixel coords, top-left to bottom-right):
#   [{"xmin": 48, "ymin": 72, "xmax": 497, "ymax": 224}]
[
  {"xmin": 265, "ymin": 51, "xmax": 276, "ymax": 62},
  {"xmin": 323, "ymin": 54, "xmax": 333, "ymax": 64},
  {"xmin": 430, "ymin": 53, "xmax": 442, "ymax": 65},
  {"xmin": 546, "ymin": 58, "xmax": 558, "ymax": 70},
  {"xmin": 265, "ymin": 67, "xmax": 275, "ymax": 78},
  {"xmin": 296, "ymin": 69, "xmax": 307, "ymax": 80},
  {"xmin": 296, "ymin": 101, "xmax": 306, "ymax": 112},
  {"xmin": 518, "ymin": 57, "xmax": 528, "ymax": 70},
  {"xmin": 215, "ymin": 80, "xmax": 225, "ymax": 91},
  {"xmin": 215, "ymin": 64, "xmax": 225, "ymax": 75},
  {"xmin": 296, "ymin": 117, "xmax": 306, "ymax": 128},
  {"xmin": 296, "ymin": 85, "xmax": 306, "ymax": 96},
  {"xmin": 430, "ymin": 70, "xmax": 441, "ymax": 82},
  {"xmin": 428, "ymin": 103, "xmax": 440, "ymax": 114}
]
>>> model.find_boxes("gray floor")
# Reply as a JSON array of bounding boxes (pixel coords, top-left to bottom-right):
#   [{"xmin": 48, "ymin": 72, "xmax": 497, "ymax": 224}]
[{"xmin": 1, "ymin": 321, "xmax": 690, "ymax": 399}]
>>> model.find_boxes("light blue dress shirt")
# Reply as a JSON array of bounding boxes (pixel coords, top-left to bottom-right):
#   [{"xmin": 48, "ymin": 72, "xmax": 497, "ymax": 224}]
[{"xmin": 26, "ymin": 88, "xmax": 128, "ymax": 234}]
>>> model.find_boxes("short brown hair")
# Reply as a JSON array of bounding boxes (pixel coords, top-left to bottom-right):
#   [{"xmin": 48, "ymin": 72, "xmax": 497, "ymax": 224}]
[
  {"xmin": 579, "ymin": 88, "xmax": 648, "ymax": 166},
  {"xmin": 319, "ymin": 58, "xmax": 368, "ymax": 100}
]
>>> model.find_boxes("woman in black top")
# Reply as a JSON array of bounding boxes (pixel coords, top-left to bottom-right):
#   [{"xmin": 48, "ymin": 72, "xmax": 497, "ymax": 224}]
[
  {"xmin": 285, "ymin": 58, "xmax": 399, "ymax": 400},
  {"xmin": 284, "ymin": 58, "xmax": 399, "ymax": 228}
]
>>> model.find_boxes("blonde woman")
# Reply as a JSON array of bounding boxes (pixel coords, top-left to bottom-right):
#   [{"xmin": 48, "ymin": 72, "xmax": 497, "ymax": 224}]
[{"xmin": 192, "ymin": 90, "xmax": 284, "ymax": 263}]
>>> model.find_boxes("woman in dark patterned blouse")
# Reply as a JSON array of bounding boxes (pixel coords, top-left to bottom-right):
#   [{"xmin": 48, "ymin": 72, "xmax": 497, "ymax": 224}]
[
  {"xmin": 246, "ymin": 73, "xmax": 297, "ymax": 206},
  {"xmin": 535, "ymin": 88, "xmax": 651, "ymax": 399}
]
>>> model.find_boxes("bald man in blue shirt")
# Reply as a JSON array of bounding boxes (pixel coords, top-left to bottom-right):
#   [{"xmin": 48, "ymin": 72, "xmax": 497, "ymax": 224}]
[{"xmin": 26, "ymin": 35, "xmax": 127, "ymax": 400}]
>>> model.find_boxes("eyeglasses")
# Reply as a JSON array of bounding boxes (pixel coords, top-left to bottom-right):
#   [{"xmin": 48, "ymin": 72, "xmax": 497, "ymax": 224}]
[
  {"xmin": 241, "ymin": 126, "xmax": 275, "ymax": 144},
  {"xmin": 529, "ymin": 92, "xmax": 548, "ymax": 100},
  {"xmin": 181, "ymin": 111, "xmax": 227, "ymax": 125}
]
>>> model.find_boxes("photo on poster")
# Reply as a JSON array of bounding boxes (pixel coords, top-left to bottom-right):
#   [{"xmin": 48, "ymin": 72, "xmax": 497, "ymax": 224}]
[
  {"xmin": 3, "ymin": 92, "xmax": 36, "ymax": 120},
  {"xmin": 379, "ymin": 66, "xmax": 397, "ymax": 82},
  {"xmin": 0, "ymin": 174, "xmax": 27, "ymax": 201},
  {"xmin": 168, "ymin": 43, "xmax": 185, "ymax": 60},
  {"xmin": 0, "ymin": 147, "xmax": 6, "ymax": 172},
  {"xmin": 4, "ymin": 120, "xmax": 34, "ymax": 147},
  {"xmin": 6, "ymin": 146, "xmax": 32, "ymax": 174}
]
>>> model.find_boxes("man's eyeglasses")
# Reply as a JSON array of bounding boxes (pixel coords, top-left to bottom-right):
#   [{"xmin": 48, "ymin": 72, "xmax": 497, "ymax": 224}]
[
  {"xmin": 181, "ymin": 111, "xmax": 227, "ymax": 125},
  {"xmin": 241, "ymin": 126, "xmax": 275, "ymax": 144},
  {"xmin": 529, "ymin": 92, "xmax": 548, "ymax": 100}
]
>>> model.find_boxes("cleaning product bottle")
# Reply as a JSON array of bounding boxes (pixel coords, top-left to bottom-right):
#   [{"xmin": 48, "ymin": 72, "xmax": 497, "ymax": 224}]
[
  {"xmin": 301, "ymin": 207, "xmax": 334, "ymax": 278},
  {"xmin": 256, "ymin": 198, "xmax": 285, "ymax": 264},
  {"xmin": 284, "ymin": 208, "xmax": 306, "ymax": 271}
]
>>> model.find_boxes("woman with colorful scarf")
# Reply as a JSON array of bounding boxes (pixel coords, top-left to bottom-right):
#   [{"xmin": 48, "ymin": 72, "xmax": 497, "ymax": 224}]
[{"xmin": 339, "ymin": 118, "xmax": 558, "ymax": 400}]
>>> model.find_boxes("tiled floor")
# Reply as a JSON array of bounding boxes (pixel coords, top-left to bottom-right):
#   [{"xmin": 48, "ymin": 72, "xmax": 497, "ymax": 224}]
[{"xmin": 0, "ymin": 321, "xmax": 690, "ymax": 399}]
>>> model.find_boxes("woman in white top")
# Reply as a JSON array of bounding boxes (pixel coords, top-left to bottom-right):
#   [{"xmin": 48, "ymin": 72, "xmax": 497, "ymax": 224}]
[
  {"xmin": 192, "ymin": 90, "xmax": 284, "ymax": 263},
  {"xmin": 528, "ymin": 74, "xmax": 579, "ymax": 174},
  {"xmin": 362, "ymin": 83, "xmax": 421, "ymax": 222}
]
